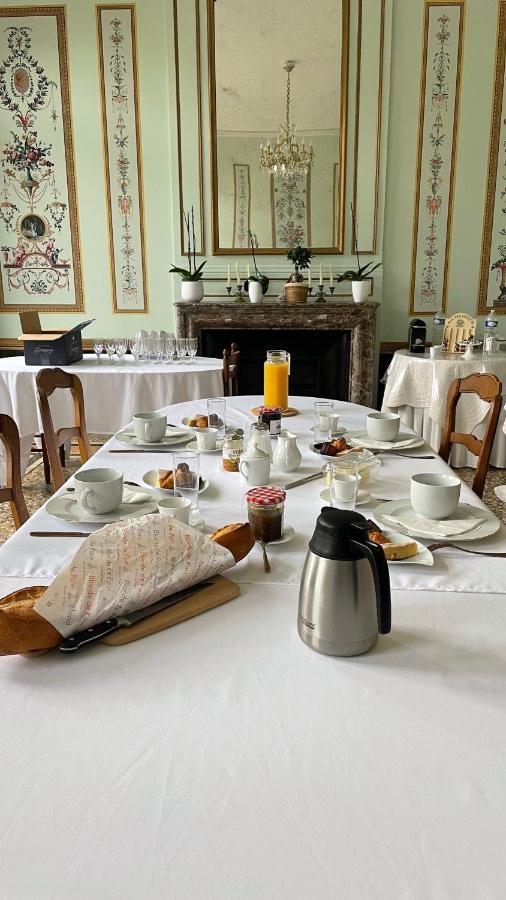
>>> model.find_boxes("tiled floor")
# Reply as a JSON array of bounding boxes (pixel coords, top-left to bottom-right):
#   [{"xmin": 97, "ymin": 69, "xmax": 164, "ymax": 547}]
[{"xmin": 1, "ymin": 437, "xmax": 505, "ymax": 546}]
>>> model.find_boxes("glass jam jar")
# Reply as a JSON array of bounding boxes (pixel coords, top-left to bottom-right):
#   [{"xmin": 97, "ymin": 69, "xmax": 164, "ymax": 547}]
[
  {"xmin": 258, "ymin": 405, "xmax": 283, "ymax": 436},
  {"xmin": 248, "ymin": 422, "xmax": 271, "ymax": 457},
  {"xmin": 222, "ymin": 431, "xmax": 244, "ymax": 472},
  {"xmin": 246, "ymin": 486, "xmax": 286, "ymax": 542}
]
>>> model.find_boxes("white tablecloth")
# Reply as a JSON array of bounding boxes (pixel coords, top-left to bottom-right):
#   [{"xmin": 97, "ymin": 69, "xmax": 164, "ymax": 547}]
[
  {"xmin": 382, "ymin": 349, "xmax": 506, "ymax": 468},
  {"xmin": 0, "ymin": 354, "xmax": 223, "ymax": 482},
  {"xmin": 1, "ymin": 395, "xmax": 506, "ymax": 898}
]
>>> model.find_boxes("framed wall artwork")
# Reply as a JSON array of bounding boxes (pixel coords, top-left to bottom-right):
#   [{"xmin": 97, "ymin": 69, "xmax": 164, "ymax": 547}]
[
  {"xmin": 477, "ymin": 0, "xmax": 506, "ymax": 314},
  {"xmin": 409, "ymin": 1, "xmax": 464, "ymax": 315},
  {"xmin": 270, "ymin": 173, "xmax": 311, "ymax": 248},
  {"xmin": 97, "ymin": 4, "xmax": 148, "ymax": 313},
  {"xmin": 232, "ymin": 163, "xmax": 250, "ymax": 248},
  {"xmin": 0, "ymin": 7, "xmax": 83, "ymax": 313}
]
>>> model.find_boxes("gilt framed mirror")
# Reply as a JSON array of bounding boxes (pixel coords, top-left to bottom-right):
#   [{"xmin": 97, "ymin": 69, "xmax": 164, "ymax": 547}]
[{"xmin": 207, "ymin": 0, "xmax": 350, "ymax": 254}]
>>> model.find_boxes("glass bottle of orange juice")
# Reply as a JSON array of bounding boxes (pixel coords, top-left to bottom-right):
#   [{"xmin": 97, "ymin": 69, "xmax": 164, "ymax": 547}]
[{"xmin": 264, "ymin": 350, "xmax": 290, "ymax": 410}]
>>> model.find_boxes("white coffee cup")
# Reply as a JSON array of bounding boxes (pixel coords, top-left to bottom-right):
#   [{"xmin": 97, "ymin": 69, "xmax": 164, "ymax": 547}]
[
  {"xmin": 157, "ymin": 495, "xmax": 192, "ymax": 523},
  {"xmin": 195, "ymin": 427, "xmax": 218, "ymax": 451},
  {"xmin": 74, "ymin": 468, "xmax": 123, "ymax": 514},
  {"xmin": 411, "ymin": 473, "xmax": 461, "ymax": 520},
  {"xmin": 366, "ymin": 412, "xmax": 401, "ymax": 442},
  {"xmin": 331, "ymin": 413, "xmax": 340, "ymax": 433},
  {"xmin": 239, "ymin": 448, "xmax": 271, "ymax": 486},
  {"xmin": 133, "ymin": 411, "xmax": 166, "ymax": 443}
]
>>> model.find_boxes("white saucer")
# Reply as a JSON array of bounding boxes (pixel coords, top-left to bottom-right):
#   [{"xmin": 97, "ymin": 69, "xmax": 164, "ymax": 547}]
[
  {"xmin": 186, "ymin": 439, "xmax": 222, "ymax": 453},
  {"xmin": 345, "ymin": 431, "xmax": 425, "ymax": 451},
  {"xmin": 264, "ymin": 524, "xmax": 295, "ymax": 545},
  {"xmin": 373, "ymin": 499, "xmax": 500, "ymax": 541},
  {"xmin": 310, "ymin": 426, "xmax": 346, "ymax": 437},
  {"xmin": 320, "ymin": 488, "xmax": 371, "ymax": 506},
  {"xmin": 115, "ymin": 428, "xmax": 192, "ymax": 448},
  {"xmin": 46, "ymin": 493, "xmax": 157, "ymax": 525}
]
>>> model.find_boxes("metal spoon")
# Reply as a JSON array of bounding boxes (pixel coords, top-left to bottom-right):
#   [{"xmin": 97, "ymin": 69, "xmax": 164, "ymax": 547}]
[
  {"xmin": 260, "ymin": 541, "xmax": 271, "ymax": 573},
  {"xmin": 427, "ymin": 542, "xmax": 506, "ymax": 557}
]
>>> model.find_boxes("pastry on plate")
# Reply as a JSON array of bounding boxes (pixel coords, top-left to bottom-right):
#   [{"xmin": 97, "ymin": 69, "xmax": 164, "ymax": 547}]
[{"xmin": 367, "ymin": 527, "xmax": 418, "ymax": 561}]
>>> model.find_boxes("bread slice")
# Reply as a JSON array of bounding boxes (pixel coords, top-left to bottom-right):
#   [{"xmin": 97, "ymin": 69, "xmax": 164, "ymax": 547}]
[{"xmin": 368, "ymin": 529, "xmax": 418, "ymax": 561}]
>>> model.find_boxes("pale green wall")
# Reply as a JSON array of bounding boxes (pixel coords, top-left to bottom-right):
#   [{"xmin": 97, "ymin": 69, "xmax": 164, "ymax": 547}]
[{"xmin": 0, "ymin": 0, "xmax": 501, "ymax": 346}]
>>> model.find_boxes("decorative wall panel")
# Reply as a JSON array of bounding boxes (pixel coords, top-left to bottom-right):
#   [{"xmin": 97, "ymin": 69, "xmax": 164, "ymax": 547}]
[
  {"xmin": 409, "ymin": 2, "xmax": 464, "ymax": 315},
  {"xmin": 232, "ymin": 163, "xmax": 250, "ymax": 248},
  {"xmin": 271, "ymin": 174, "xmax": 310, "ymax": 247},
  {"xmin": 478, "ymin": 0, "xmax": 506, "ymax": 314},
  {"xmin": 97, "ymin": 4, "xmax": 148, "ymax": 313},
  {"xmin": 0, "ymin": 7, "xmax": 83, "ymax": 312}
]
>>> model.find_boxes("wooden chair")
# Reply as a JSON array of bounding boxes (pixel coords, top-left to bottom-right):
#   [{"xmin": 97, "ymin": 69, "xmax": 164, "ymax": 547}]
[
  {"xmin": 36, "ymin": 367, "xmax": 92, "ymax": 491},
  {"xmin": 439, "ymin": 372, "xmax": 502, "ymax": 498},
  {"xmin": 0, "ymin": 414, "xmax": 29, "ymax": 529},
  {"xmin": 222, "ymin": 343, "xmax": 240, "ymax": 396}
]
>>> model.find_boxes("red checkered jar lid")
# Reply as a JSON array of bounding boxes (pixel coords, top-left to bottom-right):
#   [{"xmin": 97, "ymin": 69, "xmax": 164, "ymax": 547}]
[
  {"xmin": 246, "ymin": 486, "xmax": 286, "ymax": 506},
  {"xmin": 258, "ymin": 406, "xmax": 282, "ymax": 414}
]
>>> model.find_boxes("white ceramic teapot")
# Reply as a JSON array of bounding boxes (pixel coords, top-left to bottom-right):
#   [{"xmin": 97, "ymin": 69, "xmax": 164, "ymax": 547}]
[
  {"xmin": 273, "ymin": 430, "xmax": 301, "ymax": 472},
  {"xmin": 239, "ymin": 445, "xmax": 270, "ymax": 486}
]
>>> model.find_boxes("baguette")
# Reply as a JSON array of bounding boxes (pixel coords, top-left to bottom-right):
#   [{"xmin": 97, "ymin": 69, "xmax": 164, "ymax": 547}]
[{"xmin": 0, "ymin": 522, "xmax": 255, "ymax": 655}]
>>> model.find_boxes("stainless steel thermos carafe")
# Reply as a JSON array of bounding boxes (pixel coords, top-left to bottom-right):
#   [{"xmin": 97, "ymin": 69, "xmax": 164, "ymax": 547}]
[{"xmin": 298, "ymin": 508, "xmax": 391, "ymax": 656}]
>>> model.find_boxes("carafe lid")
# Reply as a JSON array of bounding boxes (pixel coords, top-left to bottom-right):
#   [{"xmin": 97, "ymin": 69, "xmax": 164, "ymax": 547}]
[{"xmin": 309, "ymin": 507, "xmax": 369, "ymax": 560}]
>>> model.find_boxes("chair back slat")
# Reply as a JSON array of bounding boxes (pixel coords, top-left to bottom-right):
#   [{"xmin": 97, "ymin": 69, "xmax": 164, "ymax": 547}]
[
  {"xmin": 222, "ymin": 343, "xmax": 240, "ymax": 397},
  {"xmin": 439, "ymin": 372, "xmax": 502, "ymax": 498},
  {"xmin": 0, "ymin": 413, "xmax": 29, "ymax": 528},
  {"xmin": 36, "ymin": 367, "xmax": 91, "ymax": 490}
]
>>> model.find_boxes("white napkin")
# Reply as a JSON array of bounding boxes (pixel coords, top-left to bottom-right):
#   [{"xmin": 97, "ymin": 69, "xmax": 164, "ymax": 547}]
[
  {"xmin": 121, "ymin": 486, "xmax": 153, "ymax": 504},
  {"xmin": 383, "ymin": 506, "xmax": 485, "ymax": 538}
]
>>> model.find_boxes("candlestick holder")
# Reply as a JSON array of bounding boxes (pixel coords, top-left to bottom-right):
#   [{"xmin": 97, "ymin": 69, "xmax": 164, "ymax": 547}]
[
  {"xmin": 226, "ymin": 286, "xmax": 232, "ymax": 298},
  {"xmin": 307, "ymin": 287, "xmax": 314, "ymax": 301},
  {"xmin": 329, "ymin": 286, "xmax": 335, "ymax": 296},
  {"xmin": 234, "ymin": 284, "xmax": 246, "ymax": 303},
  {"xmin": 315, "ymin": 284, "xmax": 327, "ymax": 304}
]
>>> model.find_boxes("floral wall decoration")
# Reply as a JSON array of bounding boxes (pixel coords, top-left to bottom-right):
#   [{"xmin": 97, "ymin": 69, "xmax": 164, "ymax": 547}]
[
  {"xmin": 409, "ymin": 2, "xmax": 464, "ymax": 315},
  {"xmin": 232, "ymin": 163, "xmax": 250, "ymax": 248},
  {"xmin": 270, "ymin": 174, "xmax": 311, "ymax": 248},
  {"xmin": 97, "ymin": 5, "xmax": 148, "ymax": 313},
  {"xmin": 478, "ymin": 0, "xmax": 506, "ymax": 314},
  {"xmin": 0, "ymin": 7, "xmax": 82, "ymax": 312}
]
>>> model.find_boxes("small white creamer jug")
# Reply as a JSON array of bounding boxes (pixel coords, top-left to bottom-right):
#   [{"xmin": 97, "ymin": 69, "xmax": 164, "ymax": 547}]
[
  {"xmin": 273, "ymin": 430, "xmax": 301, "ymax": 472},
  {"xmin": 239, "ymin": 446, "xmax": 270, "ymax": 486}
]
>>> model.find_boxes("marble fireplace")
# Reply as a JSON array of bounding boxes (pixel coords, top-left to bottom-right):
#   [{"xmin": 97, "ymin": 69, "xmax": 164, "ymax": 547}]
[{"xmin": 176, "ymin": 300, "xmax": 379, "ymax": 407}]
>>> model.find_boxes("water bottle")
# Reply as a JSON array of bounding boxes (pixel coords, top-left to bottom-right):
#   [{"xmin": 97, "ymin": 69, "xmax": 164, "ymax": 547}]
[
  {"xmin": 432, "ymin": 308, "xmax": 446, "ymax": 347},
  {"xmin": 484, "ymin": 309, "xmax": 498, "ymax": 354}
]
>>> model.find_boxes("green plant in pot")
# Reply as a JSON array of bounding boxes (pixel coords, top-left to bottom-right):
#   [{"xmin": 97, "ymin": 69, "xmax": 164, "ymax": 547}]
[
  {"xmin": 338, "ymin": 204, "xmax": 381, "ymax": 303},
  {"xmin": 284, "ymin": 245, "xmax": 313, "ymax": 304},
  {"xmin": 170, "ymin": 207, "xmax": 207, "ymax": 302},
  {"xmin": 243, "ymin": 231, "xmax": 269, "ymax": 303}
]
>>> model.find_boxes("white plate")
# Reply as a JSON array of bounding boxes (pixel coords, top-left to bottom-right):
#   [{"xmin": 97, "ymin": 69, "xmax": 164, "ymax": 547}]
[
  {"xmin": 46, "ymin": 493, "xmax": 157, "ymax": 525},
  {"xmin": 379, "ymin": 528, "xmax": 434, "ymax": 566},
  {"xmin": 186, "ymin": 439, "xmax": 222, "ymax": 454},
  {"xmin": 264, "ymin": 524, "xmax": 295, "ymax": 545},
  {"xmin": 115, "ymin": 428, "xmax": 192, "ymax": 448},
  {"xmin": 182, "ymin": 418, "xmax": 236, "ymax": 436},
  {"xmin": 142, "ymin": 469, "xmax": 209, "ymax": 496},
  {"xmin": 320, "ymin": 488, "xmax": 371, "ymax": 506},
  {"xmin": 373, "ymin": 499, "xmax": 500, "ymax": 542},
  {"xmin": 310, "ymin": 426, "xmax": 347, "ymax": 437},
  {"xmin": 345, "ymin": 431, "xmax": 425, "ymax": 451}
]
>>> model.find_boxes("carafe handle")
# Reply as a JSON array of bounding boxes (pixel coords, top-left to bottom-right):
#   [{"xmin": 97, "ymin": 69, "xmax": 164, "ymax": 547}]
[{"xmin": 350, "ymin": 524, "xmax": 391, "ymax": 634}]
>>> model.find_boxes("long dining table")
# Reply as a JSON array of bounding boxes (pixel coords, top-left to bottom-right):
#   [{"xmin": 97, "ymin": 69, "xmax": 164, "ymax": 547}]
[{"xmin": 1, "ymin": 395, "xmax": 506, "ymax": 899}]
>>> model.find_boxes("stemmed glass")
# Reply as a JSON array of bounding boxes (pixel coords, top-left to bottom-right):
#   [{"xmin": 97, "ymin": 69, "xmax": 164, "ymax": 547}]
[
  {"xmin": 129, "ymin": 337, "xmax": 140, "ymax": 364},
  {"xmin": 161, "ymin": 337, "xmax": 175, "ymax": 363},
  {"xmin": 93, "ymin": 337, "xmax": 104, "ymax": 363},
  {"xmin": 187, "ymin": 337, "xmax": 198, "ymax": 362},
  {"xmin": 105, "ymin": 339, "xmax": 116, "ymax": 363},
  {"xmin": 115, "ymin": 337, "xmax": 128, "ymax": 364},
  {"xmin": 176, "ymin": 338, "xmax": 188, "ymax": 364}
]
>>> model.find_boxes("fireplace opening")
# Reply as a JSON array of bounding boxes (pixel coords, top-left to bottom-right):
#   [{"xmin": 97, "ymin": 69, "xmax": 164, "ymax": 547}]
[{"xmin": 201, "ymin": 329, "xmax": 351, "ymax": 400}]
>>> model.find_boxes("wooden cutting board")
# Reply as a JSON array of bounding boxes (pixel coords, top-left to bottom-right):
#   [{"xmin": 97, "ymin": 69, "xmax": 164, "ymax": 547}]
[{"xmin": 100, "ymin": 575, "xmax": 240, "ymax": 646}]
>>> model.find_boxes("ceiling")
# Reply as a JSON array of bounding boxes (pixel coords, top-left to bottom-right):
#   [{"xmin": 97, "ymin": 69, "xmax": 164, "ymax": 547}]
[{"xmin": 214, "ymin": 0, "xmax": 343, "ymax": 133}]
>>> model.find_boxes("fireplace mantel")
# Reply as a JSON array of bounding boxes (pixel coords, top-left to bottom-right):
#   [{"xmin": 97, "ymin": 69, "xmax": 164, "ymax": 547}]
[{"xmin": 176, "ymin": 300, "xmax": 379, "ymax": 406}]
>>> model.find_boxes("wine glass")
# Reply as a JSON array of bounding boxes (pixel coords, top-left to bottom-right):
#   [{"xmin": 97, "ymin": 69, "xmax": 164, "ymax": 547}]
[
  {"xmin": 115, "ymin": 337, "xmax": 128, "ymax": 364},
  {"xmin": 187, "ymin": 337, "xmax": 198, "ymax": 362},
  {"xmin": 177, "ymin": 338, "xmax": 188, "ymax": 364},
  {"xmin": 105, "ymin": 339, "xmax": 116, "ymax": 363},
  {"xmin": 93, "ymin": 337, "xmax": 104, "ymax": 363},
  {"xmin": 161, "ymin": 337, "xmax": 175, "ymax": 363}
]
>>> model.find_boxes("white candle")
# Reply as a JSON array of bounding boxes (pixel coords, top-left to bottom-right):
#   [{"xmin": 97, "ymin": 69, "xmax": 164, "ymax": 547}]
[
  {"xmin": 307, "ymin": 266, "xmax": 311, "ymax": 287},
  {"xmin": 319, "ymin": 264, "xmax": 323, "ymax": 286},
  {"xmin": 329, "ymin": 263, "xmax": 333, "ymax": 287},
  {"xmin": 247, "ymin": 263, "xmax": 251, "ymax": 278},
  {"xmin": 227, "ymin": 264, "xmax": 231, "ymax": 288},
  {"xmin": 236, "ymin": 261, "xmax": 240, "ymax": 285}
]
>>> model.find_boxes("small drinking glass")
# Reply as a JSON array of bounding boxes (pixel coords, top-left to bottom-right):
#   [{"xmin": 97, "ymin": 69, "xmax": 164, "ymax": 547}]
[
  {"xmin": 314, "ymin": 401, "xmax": 333, "ymax": 443},
  {"xmin": 328, "ymin": 459, "xmax": 360, "ymax": 512},
  {"xmin": 172, "ymin": 450, "xmax": 200, "ymax": 515},
  {"xmin": 93, "ymin": 337, "xmax": 104, "ymax": 363},
  {"xmin": 248, "ymin": 422, "xmax": 271, "ymax": 457},
  {"xmin": 105, "ymin": 339, "xmax": 116, "ymax": 363},
  {"xmin": 207, "ymin": 397, "xmax": 226, "ymax": 444},
  {"xmin": 115, "ymin": 337, "xmax": 128, "ymax": 364}
]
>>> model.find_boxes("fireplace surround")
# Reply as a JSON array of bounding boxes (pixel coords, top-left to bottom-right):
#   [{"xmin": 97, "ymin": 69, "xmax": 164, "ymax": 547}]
[{"xmin": 176, "ymin": 300, "xmax": 379, "ymax": 406}]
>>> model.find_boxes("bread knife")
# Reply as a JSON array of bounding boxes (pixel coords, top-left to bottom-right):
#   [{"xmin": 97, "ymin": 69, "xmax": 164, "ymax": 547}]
[{"xmin": 58, "ymin": 580, "xmax": 214, "ymax": 652}]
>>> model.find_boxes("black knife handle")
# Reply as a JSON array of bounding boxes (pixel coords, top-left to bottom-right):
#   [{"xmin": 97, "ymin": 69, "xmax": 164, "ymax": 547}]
[{"xmin": 58, "ymin": 618, "xmax": 120, "ymax": 652}]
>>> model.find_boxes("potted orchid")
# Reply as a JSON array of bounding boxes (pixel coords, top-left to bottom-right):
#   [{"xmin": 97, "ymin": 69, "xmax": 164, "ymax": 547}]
[
  {"xmin": 244, "ymin": 231, "xmax": 269, "ymax": 303},
  {"xmin": 170, "ymin": 207, "xmax": 206, "ymax": 302},
  {"xmin": 338, "ymin": 204, "xmax": 381, "ymax": 302}
]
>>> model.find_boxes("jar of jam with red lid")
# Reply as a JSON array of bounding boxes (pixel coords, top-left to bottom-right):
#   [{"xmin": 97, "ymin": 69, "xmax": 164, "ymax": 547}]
[
  {"xmin": 258, "ymin": 405, "xmax": 283, "ymax": 436},
  {"xmin": 246, "ymin": 486, "xmax": 286, "ymax": 543}
]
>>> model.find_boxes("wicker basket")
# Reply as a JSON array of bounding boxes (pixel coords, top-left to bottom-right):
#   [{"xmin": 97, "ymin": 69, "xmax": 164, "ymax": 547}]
[{"xmin": 284, "ymin": 282, "xmax": 309, "ymax": 304}]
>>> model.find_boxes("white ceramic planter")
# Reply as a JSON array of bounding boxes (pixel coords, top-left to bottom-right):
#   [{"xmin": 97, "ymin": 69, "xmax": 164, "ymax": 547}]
[
  {"xmin": 352, "ymin": 280, "xmax": 370, "ymax": 303},
  {"xmin": 248, "ymin": 281, "xmax": 264, "ymax": 304},
  {"xmin": 181, "ymin": 280, "xmax": 204, "ymax": 303}
]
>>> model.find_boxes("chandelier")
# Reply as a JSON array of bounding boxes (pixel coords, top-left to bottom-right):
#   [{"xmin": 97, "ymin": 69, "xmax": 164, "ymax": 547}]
[{"xmin": 259, "ymin": 61, "xmax": 314, "ymax": 181}]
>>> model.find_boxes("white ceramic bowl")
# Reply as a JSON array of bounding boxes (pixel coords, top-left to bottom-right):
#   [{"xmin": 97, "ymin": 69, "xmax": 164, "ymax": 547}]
[
  {"xmin": 410, "ymin": 473, "xmax": 461, "ymax": 520},
  {"xmin": 366, "ymin": 412, "xmax": 401, "ymax": 442}
]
